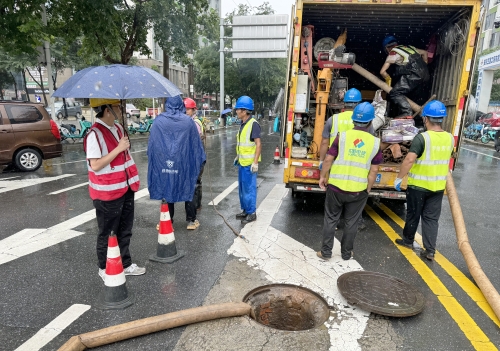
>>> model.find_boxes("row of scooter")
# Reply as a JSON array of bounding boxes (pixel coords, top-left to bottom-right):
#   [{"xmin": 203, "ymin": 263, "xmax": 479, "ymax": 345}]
[
  {"xmin": 58, "ymin": 116, "xmax": 154, "ymax": 143},
  {"xmin": 464, "ymin": 123, "xmax": 500, "ymax": 150}
]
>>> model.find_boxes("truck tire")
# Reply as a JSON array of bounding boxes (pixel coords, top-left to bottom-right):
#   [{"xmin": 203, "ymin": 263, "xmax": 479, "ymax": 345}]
[{"xmin": 15, "ymin": 148, "xmax": 42, "ymax": 172}]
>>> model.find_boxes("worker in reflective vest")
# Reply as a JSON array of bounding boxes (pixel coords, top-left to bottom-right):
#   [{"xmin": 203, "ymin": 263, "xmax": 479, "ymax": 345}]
[
  {"xmin": 394, "ymin": 100, "xmax": 454, "ymax": 261},
  {"xmin": 234, "ymin": 96, "xmax": 261, "ymax": 225},
  {"xmin": 318, "ymin": 102, "xmax": 382, "ymax": 261},
  {"xmin": 184, "ymin": 98, "xmax": 205, "ymax": 215},
  {"xmin": 380, "ymin": 36, "xmax": 430, "ymax": 118},
  {"xmin": 84, "ymin": 98, "xmax": 145, "ymax": 282},
  {"xmin": 319, "ymin": 88, "xmax": 360, "ymax": 170}
]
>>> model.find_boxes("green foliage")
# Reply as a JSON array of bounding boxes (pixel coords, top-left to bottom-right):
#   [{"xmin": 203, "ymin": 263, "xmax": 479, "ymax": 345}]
[
  {"xmin": 0, "ymin": 69, "xmax": 15, "ymax": 99},
  {"xmin": 194, "ymin": 43, "xmax": 220, "ymax": 95},
  {"xmin": 128, "ymin": 98, "xmax": 154, "ymax": 111}
]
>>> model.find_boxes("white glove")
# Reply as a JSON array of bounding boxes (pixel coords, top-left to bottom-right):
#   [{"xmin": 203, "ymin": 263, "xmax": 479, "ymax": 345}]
[
  {"xmin": 251, "ymin": 163, "xmax": 258, "ymax": 173},
  {"xmin": 394, "ymin": 178, "xmax": 403, "ymax": 191}
]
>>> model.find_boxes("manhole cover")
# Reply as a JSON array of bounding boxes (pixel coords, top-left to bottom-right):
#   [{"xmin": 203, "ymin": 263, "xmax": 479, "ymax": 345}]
[
  {"xmin": 243, "ymin": 284, "xmax": 330, "ymax": 331},
  {"xmin": 337, "ymin": 271, "xmax": 424, "ymax": 317}
]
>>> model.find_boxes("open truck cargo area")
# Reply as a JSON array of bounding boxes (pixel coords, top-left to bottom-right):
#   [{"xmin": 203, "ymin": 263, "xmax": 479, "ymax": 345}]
[{"xmin": 282, "ymin": 0, "xmax": 481, "ymax": 200}]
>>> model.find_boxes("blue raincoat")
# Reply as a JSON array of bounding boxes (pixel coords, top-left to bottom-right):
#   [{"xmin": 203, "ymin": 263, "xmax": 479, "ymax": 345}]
[{"xmin": 147, "ymin": 96, "xmax": 206, "ymax": 202}]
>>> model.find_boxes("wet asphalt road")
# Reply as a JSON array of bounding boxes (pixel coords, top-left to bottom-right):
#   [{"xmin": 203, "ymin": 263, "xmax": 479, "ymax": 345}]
[{"xmin": 1, "ymin": 122, "xmax": 499, "ymax": 351}]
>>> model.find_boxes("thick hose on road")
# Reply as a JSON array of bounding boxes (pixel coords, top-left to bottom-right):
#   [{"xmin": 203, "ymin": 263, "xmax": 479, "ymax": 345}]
[
  {"xmin": 58, "ymin": 302, "xmax": 251, "ymax": 350},
  {"xmin": 446, "ymin": 173, "xmax": 500, "ymax": 320},
  {"xmin": 351, "ymin": 63, "xmax": 421, "ymax": 113}
]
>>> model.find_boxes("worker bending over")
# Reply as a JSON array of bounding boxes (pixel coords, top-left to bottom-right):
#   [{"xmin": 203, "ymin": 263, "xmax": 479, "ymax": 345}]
[{"xmin": 380, "ymin": 36, "xmax": 429, "ymax": 118}]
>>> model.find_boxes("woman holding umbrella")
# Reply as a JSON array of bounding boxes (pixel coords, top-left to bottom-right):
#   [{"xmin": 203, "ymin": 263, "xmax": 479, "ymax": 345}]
[
  {"xmin": 221, "ymin": 108, "xmax": 232, "ymax": 128},
  {"xmin": 84, "ymin": 98, "xmax": 146, "ymax": 280}
]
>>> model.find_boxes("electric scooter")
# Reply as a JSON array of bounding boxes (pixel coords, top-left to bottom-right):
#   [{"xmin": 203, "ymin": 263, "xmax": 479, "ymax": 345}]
[{"xmin": 60, "ymin": 117, "xmax": 92, "ymax": 142}]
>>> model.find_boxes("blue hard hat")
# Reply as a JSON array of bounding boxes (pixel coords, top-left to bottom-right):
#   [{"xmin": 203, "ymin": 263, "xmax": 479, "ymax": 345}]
[
  {"xmin": 382, "ymin": 35, "xmax": 398, "ymax": 50},
  {"xmin": 235, "ymin": 96, "xmax": 254, "ymax": 111},
  {"xmin": 344, "ymin": 88, "xmax": 362, "ymax": 103},
  {"xmin": 422, "ymin": 100, "xmax": 447, "ymax": 118},
  {"xmin": 352, "ymin": 102, "xmax": 375, "ymax": 123}
]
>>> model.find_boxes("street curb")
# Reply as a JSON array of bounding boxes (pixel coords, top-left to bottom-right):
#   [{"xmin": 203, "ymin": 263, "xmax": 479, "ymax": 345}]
[{"xmin": 461, "ymin": 137, "xmax": 496, "ymax": 150}]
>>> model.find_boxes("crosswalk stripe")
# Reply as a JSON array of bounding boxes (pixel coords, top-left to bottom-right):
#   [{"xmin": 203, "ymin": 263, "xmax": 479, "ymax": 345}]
[{"xmin": 14, "ymin": 304, "xmax": 90, "ymax": 351}]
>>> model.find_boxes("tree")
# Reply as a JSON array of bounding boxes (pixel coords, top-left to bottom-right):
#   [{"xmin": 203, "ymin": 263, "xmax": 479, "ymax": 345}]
[
  {"xmin": 49, "ymin": 0, "xmax": 213, "ymax": 66},
  {"xmin": 194, "ymin": 43, "xmax": 220, "ymax": 105},
  {"xmin": 0, "ymin": 69, "xmax": 14, "ymax": 100}
]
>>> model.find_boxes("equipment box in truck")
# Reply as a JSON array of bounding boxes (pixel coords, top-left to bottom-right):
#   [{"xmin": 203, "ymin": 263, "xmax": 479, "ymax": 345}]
[{"xmin": 282, "ymin": 0, "xmax": 480, "ymax": 200}]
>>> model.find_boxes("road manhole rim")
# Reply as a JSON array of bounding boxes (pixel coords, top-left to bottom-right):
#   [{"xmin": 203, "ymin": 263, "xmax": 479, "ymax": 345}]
[{"xmin": 243, "ymin": 283, "xmax": 331, "ymax": 332}]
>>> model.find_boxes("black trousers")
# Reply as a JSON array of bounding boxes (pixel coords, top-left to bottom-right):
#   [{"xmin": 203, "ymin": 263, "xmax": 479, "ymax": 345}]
[
  {"xmin": 168, "ymin": 195, "xmax": 197, "ymax": 223},
  {"xmin": 389, "ymin": 73, "xmax": 423, "ymax": 116},
  {"xmin": 321, "ymin": 188, "xmax": 368, "ymax": 259},
  {"xmin": 94, "ymin": 188, "xmax": 135, "ymax": 270},
  {"xmin": 402, "ymin": 187, "xmax": 444, "ymax": 254},
  {"xmin": 195, "ymin": 164, "xmax": 204, "ymax": 210}
]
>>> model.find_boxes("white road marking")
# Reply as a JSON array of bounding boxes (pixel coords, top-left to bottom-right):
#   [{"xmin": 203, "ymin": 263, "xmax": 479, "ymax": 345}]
[
  {"xmin": 0, "ymin": 174, "xmax": 74, "ymax": 194},
  {"xmin": 461, "ymin": 147, "xmax": 500, "ymax": 161},
  {"xmin": 0, "ymin": 188, "xmax": 150, "ymax": 265},
  {"xmin": 228, "ymin": 184, "xmax": 369, "ymax": 351},
  {"xmin": 14, "ymin": 304, "xmax": 90, "ymax": 351},
  {"xmin": 207, "ymin": 181, "xmax": 238, "ymax": 206},
  {"xmin": 48, "ymin": 182, "xmax": 88, "ymax": 195}
]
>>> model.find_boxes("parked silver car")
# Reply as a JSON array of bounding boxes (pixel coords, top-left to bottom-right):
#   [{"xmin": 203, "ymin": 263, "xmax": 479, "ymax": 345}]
[{"xmin": 46, "ymin": 101, "xmax": 83, "ymax": 120}]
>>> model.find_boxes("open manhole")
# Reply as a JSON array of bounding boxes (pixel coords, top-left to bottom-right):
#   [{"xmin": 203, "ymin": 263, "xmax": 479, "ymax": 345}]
[{"xmin": 243, "ymin": 284, "xmax": 331, "ymax": 331}]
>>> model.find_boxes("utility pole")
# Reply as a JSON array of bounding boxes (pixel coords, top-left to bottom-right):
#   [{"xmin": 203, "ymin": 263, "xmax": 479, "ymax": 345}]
[
  {"xmin": 41, "ymin": 4, "xmax": 55, "ymax": 120},
  {"xmin": 220, "ymin": 17, "xmax": 224, "ymax": 115}
]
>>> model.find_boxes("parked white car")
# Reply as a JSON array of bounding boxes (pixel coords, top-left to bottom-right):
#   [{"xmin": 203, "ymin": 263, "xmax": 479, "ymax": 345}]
[{"xmin": 126, "ymin": 104, "xmax": 140, "ymax": 118}]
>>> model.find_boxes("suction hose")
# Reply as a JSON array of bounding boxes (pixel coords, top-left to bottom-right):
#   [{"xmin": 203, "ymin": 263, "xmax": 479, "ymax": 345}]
[
  {"xmin": 58, "ymin": 302, "xmax": 251, "ymax": 351},
  {"xmin": 445, "ymin": 173, "xmax": 500, "ymax": 320},
  {"xmin": 351, "ymin": 63, "xmax": 421, "ymax": 113}
]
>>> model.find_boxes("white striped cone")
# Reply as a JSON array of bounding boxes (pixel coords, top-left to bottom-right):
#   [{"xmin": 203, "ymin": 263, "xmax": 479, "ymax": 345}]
[
  {"xmin": 273, "ymin": 146, "xmax": 280, "ymax": 164},
  {"xmin": 96, "ymin": 232, "xmax": 134, "ymax": 310},
  {"xmin": 150, "ymin": 200, "xmax": 185, "ymax": 263}
]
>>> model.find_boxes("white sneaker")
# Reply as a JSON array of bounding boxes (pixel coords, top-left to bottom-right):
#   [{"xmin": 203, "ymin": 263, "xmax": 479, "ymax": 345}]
[
  {"xmin": 98, "ymin": 268, "xmax": 105, "ymax": 282},
  {"xmin": 124, "ymin": 263, "xmax": 146, "ymax": 276}
]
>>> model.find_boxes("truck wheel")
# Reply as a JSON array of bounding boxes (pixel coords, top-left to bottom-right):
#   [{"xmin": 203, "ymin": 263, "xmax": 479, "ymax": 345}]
[{"xmin": 15, "ymin": 148, "xmax": 42, "ymax": 172}]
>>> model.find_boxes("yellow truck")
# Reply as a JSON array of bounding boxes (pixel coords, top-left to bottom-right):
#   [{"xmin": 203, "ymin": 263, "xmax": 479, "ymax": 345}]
[{"xmin": 281, "ymin": 0, "xmax": 481, "ymax": 200}]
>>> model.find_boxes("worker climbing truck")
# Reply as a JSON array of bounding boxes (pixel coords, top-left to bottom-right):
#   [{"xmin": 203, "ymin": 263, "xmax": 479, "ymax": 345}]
[{"xmin": 282, "ymin": 0, "xmax": 481, "ymax": 200}]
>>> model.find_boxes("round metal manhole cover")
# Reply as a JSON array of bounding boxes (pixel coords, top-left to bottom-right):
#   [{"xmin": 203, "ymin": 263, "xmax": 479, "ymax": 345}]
[
  {"xmin": 337, "ymin": 271, "xmax": 425, "ymax": 317},
  {"xmin": 243, "ymin": 284, "xmax": 330, "ymax": 331}
]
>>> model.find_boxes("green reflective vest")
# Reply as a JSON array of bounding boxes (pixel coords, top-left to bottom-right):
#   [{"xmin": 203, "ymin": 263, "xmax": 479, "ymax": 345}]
[
  {"xmin": 194, "ymin": 118, "xmax": 204, "ymax": 134},
  {"xmin": 408, "ymin": 131, "xmax": 454, "ymax": 191},
  {"xmin": 236, "ymin": 118, "xmax": 261, "ymax": 167},
  {"xmin": 328, "ymin": 130, "xmax": 380, "ymax": 192},
  {"xmin": 329, "ymin": 111, "xmax": 354, "ymax": 146}
]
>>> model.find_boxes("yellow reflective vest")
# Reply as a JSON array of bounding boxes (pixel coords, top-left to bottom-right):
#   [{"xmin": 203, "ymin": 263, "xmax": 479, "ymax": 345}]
[
  {"xmin": 408, "ymin": 131, "xmax": 454, "ymax": 191},
  {"xmin": 329, "ymin": 111, "xmax": 354, "ymax": 145},
  {"xmin": 391, "ymin": 45, "xmax": 419, "ymax": 64},
  {"xmin": 236, "ymin": 118, "xmax": 261, "ymax": 167},
  {"xmin": 328, "ymin": 130, "xmax": 380, "ymax": 192},
  {"xmin": 194, "ymin": 118, "xmax": 204, "ymax": 134}
]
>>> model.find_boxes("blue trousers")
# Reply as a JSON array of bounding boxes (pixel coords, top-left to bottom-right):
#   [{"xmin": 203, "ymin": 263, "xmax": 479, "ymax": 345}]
[{"xmin": 238, "ymin": 165, "xmax": 257, "ymax": 214}]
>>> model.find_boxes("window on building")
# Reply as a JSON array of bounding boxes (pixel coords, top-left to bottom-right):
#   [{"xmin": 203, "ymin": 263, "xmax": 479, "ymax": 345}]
[
  {"xmin": 486, "ymin": 13, "xmax": 496, "ymax": 30},
  {"xmin": 490, "ymin": 32, "xmax": 497, "ymax": 48}
]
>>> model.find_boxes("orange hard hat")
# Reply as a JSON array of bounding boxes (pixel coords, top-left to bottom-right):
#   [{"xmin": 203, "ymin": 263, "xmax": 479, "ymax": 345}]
[{"xmin": 184, "ymin": 98, "xmax": 196, "ymax": 109}]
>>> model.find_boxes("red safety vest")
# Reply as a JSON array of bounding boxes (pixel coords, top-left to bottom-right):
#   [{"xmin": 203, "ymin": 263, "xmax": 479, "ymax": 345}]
[{"xmin": 83, "ymin": 123, "xmax": 140, "ymax": 201}]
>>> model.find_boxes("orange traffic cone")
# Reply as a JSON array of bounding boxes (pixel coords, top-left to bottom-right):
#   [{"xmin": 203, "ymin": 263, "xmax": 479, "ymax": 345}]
[
  {"xmin": 96, "ymin": 231, "xmax": 134, "ymax": 310},
  {"xmin": 150, "ymin": 199, "xmax": 185, "ymax": 263},
  {"xmin": 273, "ymin": 145, "xmax": 280, "ymax": 164}
]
